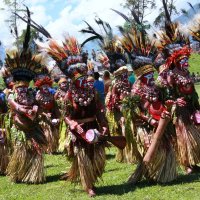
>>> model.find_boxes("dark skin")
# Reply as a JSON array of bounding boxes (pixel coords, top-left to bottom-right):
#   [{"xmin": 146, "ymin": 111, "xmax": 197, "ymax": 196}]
[{"xmin": 8, "ymin": 86, "xmax": 38, "ymax": 132}]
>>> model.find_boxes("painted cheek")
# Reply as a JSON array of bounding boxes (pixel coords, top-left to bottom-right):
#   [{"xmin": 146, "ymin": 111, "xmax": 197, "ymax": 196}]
[
  {"xmin": 75, "ymin": 80, "xmax": 81, "ymax": 88},
  {"xmin": 141, "ymin": 76, "xmax": 147, "ymax": 84}
]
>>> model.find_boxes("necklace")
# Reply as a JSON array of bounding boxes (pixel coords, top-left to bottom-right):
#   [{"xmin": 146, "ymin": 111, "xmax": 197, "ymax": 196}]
[{"xmin": 70, "ymin": 86, "xmax": 95, "ymax": 106}]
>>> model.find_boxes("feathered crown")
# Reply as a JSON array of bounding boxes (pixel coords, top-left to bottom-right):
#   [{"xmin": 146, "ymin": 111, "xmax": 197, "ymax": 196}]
[
  {"xmin": 119, "ymin": 27, "xmax": 157, "ymax": 77},
  {"xmin": 154, "ymin": 23, "xmax": 191, "ymax": 70},
  {"xmin": 188, "ymin": 14, "xmax": 200, "ymax": 42},
  {"xmin": 5, "ymin": 7, "xmax": 47, "ymax": 84},
  {"xmin": 38, "ymin": 36, "xmax": 86, "ymax": 80},
  {"xmin": 80, "ymin": 18, "xmax": 127, "ymax": 72},
  {"xmin": 155, "ymin": 23, "xmax": 190, "ymax": 52},
  {"xmin": 15, "ymin": 8, "xmax": 85, "ymax": 79}
]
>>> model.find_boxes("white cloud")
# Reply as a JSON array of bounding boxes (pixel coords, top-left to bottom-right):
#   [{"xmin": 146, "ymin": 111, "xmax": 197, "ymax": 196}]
[{"xmin": 0, "ymin": 0, "xmax": 200, "ymax": 49}]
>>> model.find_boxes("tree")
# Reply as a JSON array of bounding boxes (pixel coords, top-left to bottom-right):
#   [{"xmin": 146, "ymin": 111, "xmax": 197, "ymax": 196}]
[
  {"xmin": 153, "ymin": 0, "xmax": 179, "ymax": 27},
  {"xmin": 122, "ymin": 0, "xmax": 156, "ymax": 30},
  {"xmin": 2, "ymin": 0, "xmax": 27, "ymax": 49}
]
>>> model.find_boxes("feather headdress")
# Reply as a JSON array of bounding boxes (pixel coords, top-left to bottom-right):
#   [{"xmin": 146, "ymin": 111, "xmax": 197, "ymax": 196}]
[
  {"xmin": 16, "ymin": 7, "xmax": 86, "ymax": 80},
  {"xmin": 37, "ymin": 36, "xmax": 86, "ymax": 78},
  {"xmin": 188, "ymin": 14, "xmax": 200, "ymax": 42},
  {"xmin": 154, "ymin": 23, "xmax": 191, "ymax": 71},
  {"xmin": 5, "ymin": 7, "xmax": 47, "ymax": 85},
  {"xmin": 119, "ymin": 27, "xmax": 157, "ymax": 77},
  {"xmin": 80, "ymin": 18, "xmax": 126, "ymax": 72}
]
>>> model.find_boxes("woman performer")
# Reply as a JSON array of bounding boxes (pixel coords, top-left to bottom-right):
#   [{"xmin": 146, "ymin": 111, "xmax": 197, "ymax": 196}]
[
  {"xmin": 155, "ymin": 22, "xmax": 200, "ymax": 174},
  {"xmin": 54, "ymin": 76, "xmax": 70, "ymax": 152},
  {"xmin": 35, "ymin": 73, "xmax": 60, "ymax": 154},
  {"xmin": 5, "ymin": 9, "xmax": 47, "ymax": 183},
  {"xmin": 120, "ymin": 27, "xmax": 181, "ymax": 184},
  {"xmin": 38, "ymin": 36, "xmax": 110, "ymax": 197}
]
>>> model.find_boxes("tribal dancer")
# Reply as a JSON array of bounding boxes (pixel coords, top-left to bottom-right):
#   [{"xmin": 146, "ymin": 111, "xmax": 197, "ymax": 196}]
[
  {"xmin": 5, "ymin": 11, "xmax": 47, "ymax": 182},
  {"xmin": 0, "ymin": 88, "xmax": 9, "ymax": 175},
  {"xmin": 105, "ymin": 59, "xmax": 134, "ymax": 163},
  {"xmin": 6, "ymin": 9, "xmax": 47, "ymax": 183},
  {"xmin": 81, "ymin": 19, "xmax": 134, "ymax": 163},
  {"xmin": 35, "ymin": 73, "xmax": 60, "ymax": 154},
  {"xmin": 54, "ymin": 76, "xmax": 70, "ymax": 152},
  {"xmin": 39, "ymin": 36, "xmax": 110, "ymax": 197},
  {"xmin": 120, "ymin": 27, "xmax": 180, "ymax": 184},
  {"xmin": 155, "ymin": 22, "xmax": 200, "ymax": 174}
]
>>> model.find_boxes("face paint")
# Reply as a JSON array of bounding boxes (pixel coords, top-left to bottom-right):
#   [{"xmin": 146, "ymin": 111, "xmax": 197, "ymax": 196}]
[
  {"xmin": 87, "ymin": 80, "xmax": 94, "ymax": 89},
  {"xmin": 41, "ymin": 84, "xmax": 50, "ymax": 94},
  {"xmin": 60, "ymin": 82, "xmax": 68, "ymax": 91},
  {"xmin": 141, "ymin": 72, "xmax": 154, "ymax": 86},
  {"xmin": 75, "ymin": 76, "xmax": 88, "ymax": 89},
  {"xmin": 121, "ymin": 72, "xmax": 128, "ymax": 80},
  {"xmin": 178, "ymin": 57, "xmax": 189, "ymax": 71},
  {"xmin": 16, "ymin": 86, "xmax": 28, "ymax": 94}
]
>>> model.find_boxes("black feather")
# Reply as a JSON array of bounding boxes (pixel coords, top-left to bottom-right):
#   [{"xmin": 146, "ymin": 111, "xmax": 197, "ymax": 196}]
[
  {"xmin": 187, "ymin": 2, "xmax": 196, "ymax": 13},
  {"xmin": 14, "ymin": 7, "xmax": 51, "ymax": 39},
  {"xmin": 23, "ymin": 6, "xmax": 30, "ymax": 51},
  {"xmin": 81, "ymin": 36, "xmax": 102, "ymax": 47},
  {"xmin": 111, "ymin": 9, "xmax": 131, "ymax": 22},
  {"xmin": 83, "ymin": 21, "xmax": 95, "ymax": 32}
]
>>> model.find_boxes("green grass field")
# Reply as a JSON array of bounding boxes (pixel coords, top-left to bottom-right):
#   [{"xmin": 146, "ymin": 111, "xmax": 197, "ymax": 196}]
[
  {"xmin": 189, "ymin": 53, "xmax": 200, "ymax": 74},
  {"xmin": 1, "ymin": 148, "xmax": 200, "ymax": 200}
]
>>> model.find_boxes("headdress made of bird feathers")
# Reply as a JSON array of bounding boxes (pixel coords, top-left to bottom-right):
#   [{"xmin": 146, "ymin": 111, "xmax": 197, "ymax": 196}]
[
  {"xmin": 80, "ymin": 18, "xmax": 126, "ymax": 67},
  {"xmin": 188, "ymin": 14, "xmax": 200, "ymax": 42},
  {"xmin": 119, "ymin": 27, "xmax": 157, "ymax": 77},
  {"xmin": 5, "ymin": 7, "xmax": 47, "ymax": 83},
  {"xmin": 154, "ymin": 22, "xmax": 191, "ymax": 70},
  {"xmin": 37, "ymin": 35, "xmax": 85, "ymax": 77},
  {"xmin": 155, "ymin": 22, "xmax": 190, "ymax": 52}
]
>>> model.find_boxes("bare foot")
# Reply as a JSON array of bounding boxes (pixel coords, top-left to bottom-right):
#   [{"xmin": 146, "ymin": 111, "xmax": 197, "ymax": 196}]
[
  {"xmin": 60, "ymin": 172, "xmax": 69, "ymax": 180},
  {"xmin": 186, "ymin": 167, "xmax": 193, "ymax": 174},
  {"xmin": 87, "ymin": 189, "xmax": 96, "ymax": 197}
]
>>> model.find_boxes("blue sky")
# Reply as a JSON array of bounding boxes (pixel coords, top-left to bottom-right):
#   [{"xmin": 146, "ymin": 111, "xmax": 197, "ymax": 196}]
[{"xmin": 0, "ymin": 0, "xmax": 199, "ymax": 57}]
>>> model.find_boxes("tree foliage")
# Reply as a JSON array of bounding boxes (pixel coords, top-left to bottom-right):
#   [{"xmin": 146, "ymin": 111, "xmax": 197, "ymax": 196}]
[
  {"xmin": 121, "ymin": 0, "xmax": 155, "ymax": 33},
  {"xmin": 153, "ymin": 0, "xmax": 179, "ymax": 27},
  {"xmin": 2, "ymin": 0, "xmax": 26, "ymax": 48},
  {"xmin": 123, "ymin": 0, "xmax": 156, "ymax": 24}
]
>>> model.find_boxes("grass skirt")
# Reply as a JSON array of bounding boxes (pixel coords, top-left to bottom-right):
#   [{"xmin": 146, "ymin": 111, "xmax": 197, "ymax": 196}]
[
  {"xmin": 7, "ymin": 143, "xmax": 45, "ymax": 183},
  {"xmin": 40, "ymin": 120, "xmax": 59, "ymax": 154},
  {"xmin": 175, "ymin": 119, "xmax": 200, "ymax": 167},
  {"xmin": 106, "ymin": 110, "xmax": 135, "ymax": 163},
  {"xmin": 135, "ymin": 126, "xmax": 177, "ymax": 183},
  {"xmin": 0, "ymin": 143, "xmax": 9, "ymax": 175},
  {"xmin": 67, "ymin": 139, "xmax": 106, "ymax": 190},
  {"xmin": 58, "ymin": 122, "xmax": 67, "ymax": 152},
  {"xmin": 175, "ymin": 106, "xmax": 200, "ymax": 167}
]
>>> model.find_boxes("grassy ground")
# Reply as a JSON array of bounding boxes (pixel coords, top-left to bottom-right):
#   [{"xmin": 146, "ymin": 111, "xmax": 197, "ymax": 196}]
[
  {"xmin": 195, "ymin": 84, "xmax": 200, "ymax": 97},
  {"xmin": 1, "ymin": 148, "xmax": 200, "ymax": 200},
  {"xmin": 189, "ymin": 53, "xmax": 200, "ymax": 74}
]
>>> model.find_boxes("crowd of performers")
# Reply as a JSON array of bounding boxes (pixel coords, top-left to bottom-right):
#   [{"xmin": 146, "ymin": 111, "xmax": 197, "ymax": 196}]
[{"xmin": 0, "ymin": 7, "xmax": 200, "ymax": 197}]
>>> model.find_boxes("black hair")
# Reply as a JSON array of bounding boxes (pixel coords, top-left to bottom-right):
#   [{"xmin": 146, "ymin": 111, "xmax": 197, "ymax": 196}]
[{"xmin": 94, "ymin": 72, "xmax": 100, "ymax": 80}]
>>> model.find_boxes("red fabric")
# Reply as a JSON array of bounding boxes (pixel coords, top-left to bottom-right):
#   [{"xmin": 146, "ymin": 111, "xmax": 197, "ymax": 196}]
[{"xmin": 148, "ymin": 101, "xmax": 166, "ymax": 121}]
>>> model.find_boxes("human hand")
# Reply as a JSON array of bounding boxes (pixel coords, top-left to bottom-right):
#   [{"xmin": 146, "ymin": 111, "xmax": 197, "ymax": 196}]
[
  {"xmin": 149, "ymin": 118, "xmax": 158, "ymax": 127},
  {"xmin": 175, "ymin": 97, "xmax": 186, "ymax": 107}
]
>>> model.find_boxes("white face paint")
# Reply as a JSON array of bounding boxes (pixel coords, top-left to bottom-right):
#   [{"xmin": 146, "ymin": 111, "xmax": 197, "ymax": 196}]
[
  {"xmin": 144, "ymin": 72, "xmax": 154, "ymax": 86},
  {"xmin": 179, "ymin": 57, "xmax": 189, "ymax": 71},
  {"xmin": 16, "ymin": 86, "xmax": 28, "ymax": 94}
]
